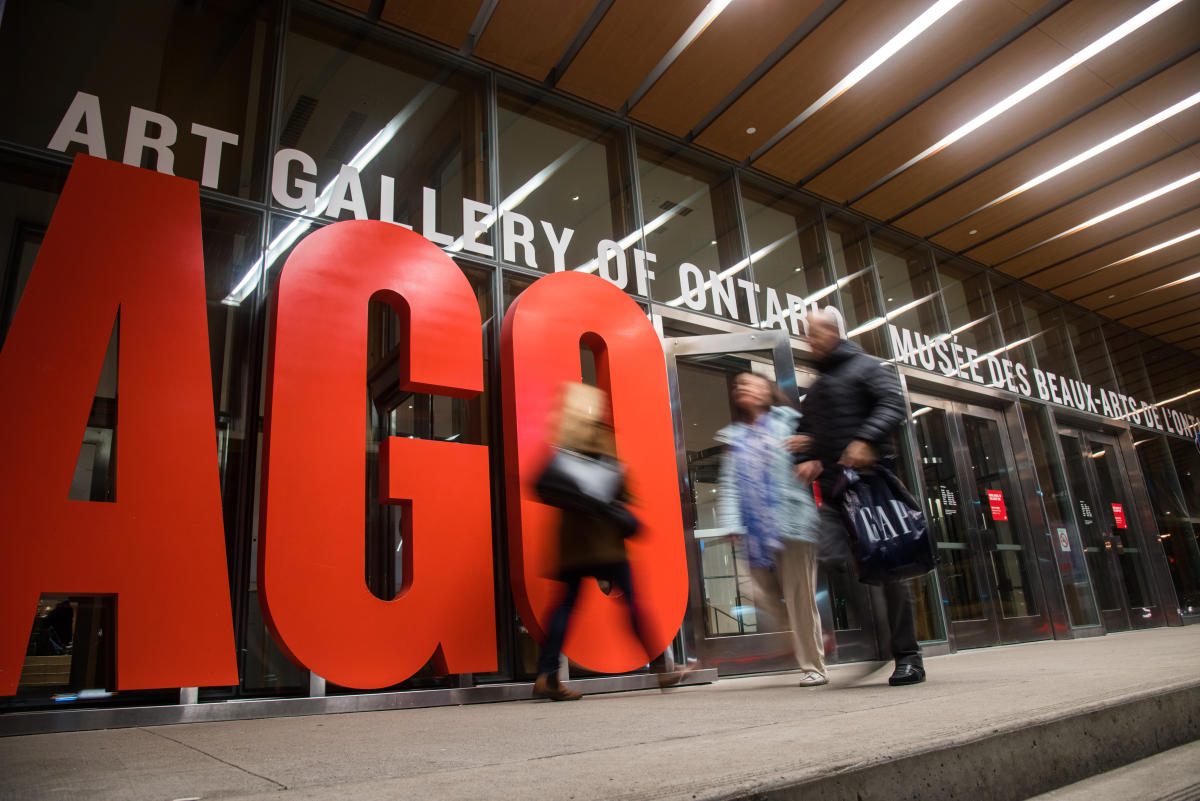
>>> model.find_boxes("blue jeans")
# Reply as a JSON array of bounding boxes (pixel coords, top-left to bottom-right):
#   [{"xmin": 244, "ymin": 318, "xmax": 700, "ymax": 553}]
[{"xmin": 536, "ymin": 562, "xmax": 654, "ymax": 676}]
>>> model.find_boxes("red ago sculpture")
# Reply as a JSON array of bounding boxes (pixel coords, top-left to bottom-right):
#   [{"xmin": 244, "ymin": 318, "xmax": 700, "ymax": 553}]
[
  {"xmin": 0, "ymin": 155, "xmax": 237, "ymax": 694},
  {"xmin": 501, "ymin": 271, "xmax": 688, "ymax": 673},
  {"xmin": 0, "ymin": 157, "xmax": 689, "ymax": 695},
  {"xmin": 259, "ymin": 220, "xmax": 495, "ymax": 689}
]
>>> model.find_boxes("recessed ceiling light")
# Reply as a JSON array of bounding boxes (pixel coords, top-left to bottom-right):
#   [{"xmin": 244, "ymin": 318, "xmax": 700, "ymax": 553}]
[
  {"xmin": 571, "ymin": 195, "xmax": 580, "ymax": 201},
  {"xmin": 710, "ymin": 239, "xmax": 717, "ymax": 245},
  {"xmin": 1107, "ymin": 294, "xmax": 1116, "ymax": 299},
  {"xmin": 881, "ymin": 0, "xmax": 1185, "ymax": 183},
  {"xmin": 746, "ymin": 126, "xmax": 757, "ymax": 134},
  {"xmin": 968, "ymin": 229, "xmax": 977, "ymax": 235}
]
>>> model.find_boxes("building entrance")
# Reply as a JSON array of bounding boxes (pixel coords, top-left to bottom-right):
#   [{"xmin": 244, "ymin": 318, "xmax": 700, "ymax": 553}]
[
  {"xmin": 907, "ymin": 393, "xmax": 1051, "ymax": 649},
  {"xmin": 1057, "ymin": 428, "xmax": 1160, "ymax": 632},
  {"xmin": 661, "ymin": 330, "xmax": 879, "ymax": 674}
]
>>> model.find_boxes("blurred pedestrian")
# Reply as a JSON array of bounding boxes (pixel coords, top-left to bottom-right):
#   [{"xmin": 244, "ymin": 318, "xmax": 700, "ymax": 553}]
[
  {"xmin": 791, "ymin": 309, "xmax": 924, "ymax": 686},
  {"xmin": 532, "ymin": 383, "xmax": 687, "ymax": 701},
  {"xmin": 716, "ymin": 372, "xmax": 826, "ymax": 686}
]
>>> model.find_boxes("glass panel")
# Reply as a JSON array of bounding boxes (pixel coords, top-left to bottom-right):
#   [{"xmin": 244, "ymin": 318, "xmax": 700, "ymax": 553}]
[
  {"xmin": 636, "ymin": 140, "xmax": 746, "ymax": 320},
  {"xmin": 677, "ymin": 357, "xmax": 778, "ymax": 636},
  {"xmin": 937, "ymin": 259, "xmax": 1004, "ymax": 364},
  {"xmin": 1101, "ymin": 323, "xmax": 1154, "ymax": 403},
  {"xmin": 825, "ymin": 215, "xmax": 885, "ymax": 357},
  {"xmin": 496, "ymin": 89, "xmax": 635, "ymax": 276},
  {"xmin": 911, "ymin": 406, "xmax": 984, "ymax": 621},
  {"xmin": 280, "ymin": 11, "xmax": 488, "ymax": 236},
  {"xmin": 871, "ymin": 232, "xmax": 946, "ymax": 339},
  {"xmin": 890, "ymin": 428, "xmax": 946, "ymax": 642},
  {"xmin": 1058, "ymin": 435, "xmax": 1122, "ymax": 612},
  {"xmin": 1088, "ymin": 440, "xmax": 1154, "ymax": 612},
  {"xmin": 1064, "ymin": 311, "xmax": 1116, "ymax": 391},
  {"xmin": 961, "ymin": 414, "xmax": 1038, "ymax": 619},
  {"xmin": 1021, "ymin": 292, "xmax": 1079, "ymax": 383},
  {"xmin": 0, "ymin": 0, "xmax": 278, "ymax": 200},
  {"xmin": 739, "ymin": 178, "xmax": 830, "ymax": 336},
  {"xmin": 989, "ymin": 277, "xmax": 1037, "ymax": 369},
  {"xmin": 1137, "ymin": 437, "xmax": 1200, "ymax": 615},
  {"xmin": 1020, "ymin": 403, "xmax": 1099, "ymax": 626}
]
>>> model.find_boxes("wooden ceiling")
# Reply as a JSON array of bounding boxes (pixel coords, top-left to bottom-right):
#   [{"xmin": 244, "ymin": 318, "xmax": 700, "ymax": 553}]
[{"xmin": 332, "ymin": 0, "xmax": 1200, "ymax": 357}]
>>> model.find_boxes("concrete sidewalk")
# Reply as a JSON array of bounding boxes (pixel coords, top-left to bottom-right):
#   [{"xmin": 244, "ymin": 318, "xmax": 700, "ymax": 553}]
[{"xmin": 1, "ymin": 627, "xmax": 1198, "ymax": 801}]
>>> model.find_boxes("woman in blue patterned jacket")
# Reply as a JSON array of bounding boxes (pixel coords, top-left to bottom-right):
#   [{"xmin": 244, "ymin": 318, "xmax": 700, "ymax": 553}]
[{"xmin": 716, "ymin": 372, "xmax": 826, "ymax": 686}]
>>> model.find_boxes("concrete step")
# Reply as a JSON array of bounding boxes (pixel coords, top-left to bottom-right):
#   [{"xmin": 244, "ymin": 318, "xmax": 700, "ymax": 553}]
[
  {"xmin": 1025, "ymin": 740, "xmax": 1200, "ymax": 801},
  {"xmin": 0, "ymin": 627, "xmax": 1198, "ymax": 801}
]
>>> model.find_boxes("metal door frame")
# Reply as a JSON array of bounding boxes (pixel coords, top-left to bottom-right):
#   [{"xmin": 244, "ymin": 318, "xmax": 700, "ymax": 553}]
[{"xmin": 662, "ymin": 330, "xmax": 800, "ymax": 673}]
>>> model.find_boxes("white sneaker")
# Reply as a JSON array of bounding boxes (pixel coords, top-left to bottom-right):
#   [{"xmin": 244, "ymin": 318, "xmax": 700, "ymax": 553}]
[{"xmin": 798, "ymin": 671, "xmax": 828, "ymax": 686}]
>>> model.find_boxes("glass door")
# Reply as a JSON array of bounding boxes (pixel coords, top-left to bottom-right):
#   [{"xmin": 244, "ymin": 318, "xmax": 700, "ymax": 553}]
[
  {"xmin": 909, "ymin": 394, "xmax": 1050, "ymax": 649},
  {"xmin": 1058, "ymin": 429, "xmax": 1160, "ymax": 630},
  {"xmin": 663, "ymin": 330, "xmax": 876, "ymax": 673}
]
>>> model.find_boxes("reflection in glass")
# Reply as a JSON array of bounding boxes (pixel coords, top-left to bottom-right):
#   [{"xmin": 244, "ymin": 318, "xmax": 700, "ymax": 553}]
[
  {"xmin": 937, "ymin": 260, "xmax": 1005, "ymax": 381},
  {"xmin": 912, "ymin": 407, "xmax": 983, "ymax": 621},
  {"xmin": 1089, "ymin": 443, "xmax": 1153, "ymax": 610},
  {"xmin": 1021, "ymin": 292, "xmax": 1079, "ymax": 382},
  {"xmin": 825, "ymin": 216, "xmax": 885, "ymax": 356},
  {"xmin": 637, "ymin": 140, "xmax": 746, "ymax": 319},
  {"xmin": 1020, "ymin": 403, "xmax": 1099, "ymax": 626},
  {"xmin": 1102, "ymin": 323, "xmax": 1155, "ymax": 402},
  {"xmin": 1064, "ymin": 311, "xmax": 1116, "ymax": 390},
  {"xmin": 0, "ymin": 0, "xmax": 278, "ymax": 200},
  {"xmin": 676, "ymin": 358, "xmax": 774, "ymax": 635},
  {"xmin": 1138, "ymin": 436, "xmax": 1200, "ymax": 614},
  {"xmin": 871, "ymin": 232, "xmax": 945, "ymax": 338},
  {"xmin": 497, "ymin": 89, "xmax": 635, "ymax": 275},
  {"xmin": 961, "ymin": 414, "xmax": 1038, "ymax": 619},
  {"xmin": 889, "ymin": 430, "xmax": 946, "ymax": 643},
  {"xmin": 740, "ymin": 179, "xmax": 829, "ymax": 334},
  {"xmin": 1059, "ymin": 435, "xmax": 1122, "ymax": 613}
]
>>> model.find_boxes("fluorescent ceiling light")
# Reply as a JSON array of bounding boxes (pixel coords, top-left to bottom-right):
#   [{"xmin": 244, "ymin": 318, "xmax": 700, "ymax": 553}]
[
  {"xmin": 846, "ymin": 291, "xmax": 940, "ymax": 338},
  {"xmin": 791, "ymin": 0, "xmax": 964, "ymax": 132},
  {"xmin": 626, "ymin": 0, "xmax": 735, "ymax": 109},
  {"xmin": 1018, "ymin": 169, "xmax": 1200, "ymax": 254},
  {"xmin": 756, "ymin": 0, "xmax": 965, "ymax": 156},
  {"xmin": 1099, "ymin": 226, "xmax": 1200, "ymax": 270},
  {"xmin": 883, "ymin": 0, "xmax": 1185, "ymax": 182},
  {"xmin": 957, "ymin": 90, "xmax": 1200, "ymax": 223}
]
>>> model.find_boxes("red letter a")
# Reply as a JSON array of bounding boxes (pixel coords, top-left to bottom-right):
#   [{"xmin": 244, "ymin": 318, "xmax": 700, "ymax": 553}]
[{"xmin": 0, "ymin": 155, "xmax": 237, "ymax": 695}]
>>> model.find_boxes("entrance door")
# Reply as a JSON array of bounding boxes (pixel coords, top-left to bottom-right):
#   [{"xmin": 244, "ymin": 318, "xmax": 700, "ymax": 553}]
[
  {"xmin": 908, "ymin": 394, "xmax": 1051, "ymax": 649},
  {"xmin": 1057, "ymin": 429, "xmax": 1159, "ymax": 631},
  {"xmin": 662, "ymin": 330, "xmax": 875, "ymax": 673}
]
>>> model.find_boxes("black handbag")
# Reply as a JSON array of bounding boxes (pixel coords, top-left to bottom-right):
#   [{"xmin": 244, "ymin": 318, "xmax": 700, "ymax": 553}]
[
  {"xmin": 535, "ymin": 448, "xmax": 640, "ymax": 537},
  {"xmin": 831, "ymin": 465, "xmax": 937, "ymax": 585}
]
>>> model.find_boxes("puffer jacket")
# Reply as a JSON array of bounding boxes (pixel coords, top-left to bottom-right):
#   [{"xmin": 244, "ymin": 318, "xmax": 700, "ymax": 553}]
[
  {"xmin": 716, "ymin": 406, "xmax": 819, "ymax": 546},
  {"xmin": 795, "ymin": 339, "xmax": 906, "ymax": 493}
]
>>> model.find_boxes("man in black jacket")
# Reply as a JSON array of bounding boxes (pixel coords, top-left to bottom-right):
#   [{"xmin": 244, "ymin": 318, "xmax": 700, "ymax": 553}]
[{"xmin": 792, "ymin": 309, "xmax": 925, "ymax": 686}]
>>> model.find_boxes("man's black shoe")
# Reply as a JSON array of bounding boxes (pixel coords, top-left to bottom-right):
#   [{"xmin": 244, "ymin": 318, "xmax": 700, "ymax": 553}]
[{"xmin": 888, "ymin": 664, "xmax": 925, "ymax": 686}]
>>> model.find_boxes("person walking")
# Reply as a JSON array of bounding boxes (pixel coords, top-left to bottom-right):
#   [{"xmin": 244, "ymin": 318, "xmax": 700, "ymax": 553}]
[
  {"xmin": 532, "ymin": 383, "xmax": 687, "ymax": 701},
  {"xmin": 716, "ymin": 372, "xmax": 826, "ymax": 687},
  {"xmin": 791, "ymin": 309, "xmax": 925, "ymax": 686}
]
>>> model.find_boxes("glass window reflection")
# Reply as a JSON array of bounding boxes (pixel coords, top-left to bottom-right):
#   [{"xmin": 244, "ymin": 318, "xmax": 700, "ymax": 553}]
[{"xmin": 497, "ymin": 89, "xmax": 635, "ymax": 276}]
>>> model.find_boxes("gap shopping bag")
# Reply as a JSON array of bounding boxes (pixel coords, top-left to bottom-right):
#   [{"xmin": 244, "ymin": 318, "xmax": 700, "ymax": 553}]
[{"xmin": 831, "ymin": 466, "xmax": 937, "ymax": 585}]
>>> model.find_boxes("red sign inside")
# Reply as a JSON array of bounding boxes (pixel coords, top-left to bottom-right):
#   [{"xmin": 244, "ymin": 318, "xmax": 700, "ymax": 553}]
[
  {"xmin": 1112, "ymin": 503, "xmax": 1127, "ymax": 529},
  {"xmin": 986, "ymin": 489, "xmax": 1008, "ymax": 522}
]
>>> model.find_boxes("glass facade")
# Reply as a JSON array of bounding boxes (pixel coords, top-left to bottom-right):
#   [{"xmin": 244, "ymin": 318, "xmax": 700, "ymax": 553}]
[{"xmin": 2, "ymin": 0, "xmax": 1199, "ymax": 718}]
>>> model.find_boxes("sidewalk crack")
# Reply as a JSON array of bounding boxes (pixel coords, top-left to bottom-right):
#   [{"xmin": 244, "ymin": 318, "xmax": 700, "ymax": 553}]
[{"xmin": 139, "ymin": 728, "xmax": 287, "ymax": 791}]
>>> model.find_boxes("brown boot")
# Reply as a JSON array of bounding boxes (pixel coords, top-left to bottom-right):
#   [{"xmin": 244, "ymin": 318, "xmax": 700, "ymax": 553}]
[{"xmin": 533, "ymin": 673, "xmax": 582, "ymax": 701}]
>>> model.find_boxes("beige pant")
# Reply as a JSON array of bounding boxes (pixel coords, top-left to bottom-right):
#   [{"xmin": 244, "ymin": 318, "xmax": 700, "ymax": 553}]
[{"xmin": 750, "ymin": 539, "xmax": 826, "ymax": 676}]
